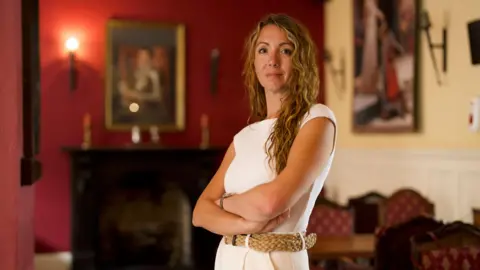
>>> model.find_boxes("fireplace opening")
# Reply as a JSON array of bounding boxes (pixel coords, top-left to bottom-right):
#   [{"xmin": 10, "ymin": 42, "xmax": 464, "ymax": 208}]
[{"xmin": 97, "ymin": 171, "xmax": 193, "ymax": 269}]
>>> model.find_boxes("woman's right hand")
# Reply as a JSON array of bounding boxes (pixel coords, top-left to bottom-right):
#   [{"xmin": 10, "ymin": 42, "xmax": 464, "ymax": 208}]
[
  {"xmin": 240, "ymin": 209, "xmax": 290, "ymax": 233},
  {"xmin": 259, "ymin": 209, "xmax": 290, "ymax": 232}
]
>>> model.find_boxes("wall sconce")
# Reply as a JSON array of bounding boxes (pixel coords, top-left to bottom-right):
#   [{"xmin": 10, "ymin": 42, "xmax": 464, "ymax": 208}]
[
  {"xmin": 65, "ymin": 37, "xmax": 79, "ymax": 91},
  {"xmin": 210, "ymin": 48, "xmax": 220, "ymax": 95},
  {"xmin": 323, "ymin": 48, "xmax": 346, "ymax": 96},
  {"xmin": 420, "ymin": 10, "xmax": 448, "ymax": 84},
  {"xmin": 467, "ymin": 19, "xmax": 480, "ymax": 65}
]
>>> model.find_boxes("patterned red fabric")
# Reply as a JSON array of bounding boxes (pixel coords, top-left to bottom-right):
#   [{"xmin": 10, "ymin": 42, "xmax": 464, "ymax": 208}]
[
  {"xmin": 307, "ymin": 205, "xmax": 353, "ymax": 236},
  {"xmin": 384, "ymin": 191, "xmax": 432, "ymax": 227},
  {"xmin": 419, "ymin": 246, "xmax": 480, "ymax": 270}
]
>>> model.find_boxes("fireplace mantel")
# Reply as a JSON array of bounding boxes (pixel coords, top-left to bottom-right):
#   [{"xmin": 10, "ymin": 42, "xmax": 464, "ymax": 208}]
[
  {"xmin": 63, "ymin": 145, "xmax": 226, "ymax": 270},
  {"xmin": 63, "ymin": 144, "xmax": 227, "ymax": 153}
]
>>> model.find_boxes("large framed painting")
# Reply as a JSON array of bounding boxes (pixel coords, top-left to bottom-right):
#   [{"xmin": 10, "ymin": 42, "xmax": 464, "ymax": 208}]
[
  {"xmin": 352, "ymin": 0, "xmax": 420, "ymax": 133},
  {"xmin": 105, "ymin": 19, "xmax": 186, "ymax": 131}
]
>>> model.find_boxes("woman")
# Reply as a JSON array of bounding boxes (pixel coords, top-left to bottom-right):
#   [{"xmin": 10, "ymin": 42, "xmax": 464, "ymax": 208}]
[{"xmin": 192, "ymin": 13, "xmax": 337, "ymax": 270}]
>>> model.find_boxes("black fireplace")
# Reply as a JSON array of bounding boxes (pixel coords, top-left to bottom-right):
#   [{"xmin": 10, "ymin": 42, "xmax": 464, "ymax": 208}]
[{"xmin": 63, "ymin": 146, "xmax": 226, "ymax": 270}]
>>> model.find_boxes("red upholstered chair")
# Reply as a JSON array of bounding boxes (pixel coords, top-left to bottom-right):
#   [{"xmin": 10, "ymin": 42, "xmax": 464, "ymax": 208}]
[
  {"xmin": 411, "ymin": 221, "xmax": 480, "ymax": 270},
  {"xmin": 379, "ymin": 188, "xmax": 434, "ymax": 228},
  {"xmin": 308, "ymin": 197, "xmax": 354, "ymax": 237},
  {"xmin": 374, "ymin": 215, "xmax": 444, "ymax": 270},
  {"xmin": 308, "ymin": 198, "xmax": 372, "ymax": 270}
]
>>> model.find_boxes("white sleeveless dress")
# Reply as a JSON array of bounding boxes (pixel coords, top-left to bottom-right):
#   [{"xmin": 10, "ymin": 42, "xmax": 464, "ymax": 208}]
[{"xmin": 214, "ymin": 104, "xmax": 337, "ymax": 270}]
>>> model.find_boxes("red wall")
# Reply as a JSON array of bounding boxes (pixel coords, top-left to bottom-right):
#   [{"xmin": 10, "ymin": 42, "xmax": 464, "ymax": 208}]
[
  {"xmin": 36, "ymin": 0, "xmax": 324, "ymax": 251},
  {"xmin": 0, "ymin": 0, "xmax": 35, "ymax": 268}
]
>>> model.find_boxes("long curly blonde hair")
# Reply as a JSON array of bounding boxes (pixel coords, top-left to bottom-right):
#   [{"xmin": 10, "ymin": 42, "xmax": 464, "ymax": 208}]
[{"xmin": 242, "ymin": 14, "xmax": 320, "ymax": 175}]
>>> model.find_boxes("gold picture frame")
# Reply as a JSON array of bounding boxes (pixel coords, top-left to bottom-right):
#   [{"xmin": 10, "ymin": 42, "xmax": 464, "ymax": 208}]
[
  {"xmin": 352, "ymin": 0, "xmax": 420, "ymax": 133},
  {"xmin": 105, "ymin": 19, "xmax": 186, "ymax": 131}
]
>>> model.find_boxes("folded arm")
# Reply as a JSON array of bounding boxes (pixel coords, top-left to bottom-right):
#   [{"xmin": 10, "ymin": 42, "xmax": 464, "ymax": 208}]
[
  {"xmin": 192, "ymin": 142, "xmax": 283, "ymax": 235},
  {"xmin": 221, "ymin": 117, "xmax": 336, "ymax": 222}
]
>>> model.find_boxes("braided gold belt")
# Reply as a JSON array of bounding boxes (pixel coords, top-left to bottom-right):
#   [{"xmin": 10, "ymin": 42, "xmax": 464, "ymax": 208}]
[{"xmin": 224, "ymin": 232, "xmax": 317, "ymax": 252}]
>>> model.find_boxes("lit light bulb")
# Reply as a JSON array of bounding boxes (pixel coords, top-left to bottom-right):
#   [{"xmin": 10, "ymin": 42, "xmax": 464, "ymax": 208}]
[
  {"xmin": 65, "ymin": 37, "xmax": 79, "ymax": 52},
  {"xmin": 129, "ymin": 103, "xmax": 140, "ymax": 113}
]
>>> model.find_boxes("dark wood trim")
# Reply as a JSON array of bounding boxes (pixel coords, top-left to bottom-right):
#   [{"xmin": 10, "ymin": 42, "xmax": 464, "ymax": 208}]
[
  {"xmin": 62, "ymin": 145, "xmax": 228, "ymax": 154},
  {"xmin": 348, "ymin": 191, "xmax": 387, "ymax": 233},
  {"xmin": 20, "ymin": 0, "xmax": 42, "ymax": 186},
  {"xmin": 473, "ymin": 208, "xmax": 480, "ymax": 227},
  {"xmin": 412, "ymin": 221, "xmax": 480, "ymax": 248}
]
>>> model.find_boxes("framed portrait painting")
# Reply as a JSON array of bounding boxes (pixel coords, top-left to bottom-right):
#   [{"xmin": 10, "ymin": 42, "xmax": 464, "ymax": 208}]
[
  {"xmin": 105, "ymin": 19, "xmax": 186, "ymax": 131},
  {"xmin": 352, "ymin": 0, "xmax": 420, "ymax": 133}
]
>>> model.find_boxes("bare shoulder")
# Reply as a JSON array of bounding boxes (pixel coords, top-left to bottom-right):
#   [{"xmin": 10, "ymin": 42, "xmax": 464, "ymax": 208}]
[
  {"xmin": 303, "ymin": 103, "xmax": 336, "ymax": 124},
  {"xmin": 296, "ymin": 117, "xmax": 335, "ymax": 146},
  {"xmin": 290, "ymin": 104, "xmax": 337, "ymax": 161}
]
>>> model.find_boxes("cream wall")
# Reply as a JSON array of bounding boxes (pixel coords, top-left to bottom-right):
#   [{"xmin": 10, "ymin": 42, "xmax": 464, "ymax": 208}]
[{"xmin": 325, "ymin": 0, "xmax": 480, "ymax": 149}]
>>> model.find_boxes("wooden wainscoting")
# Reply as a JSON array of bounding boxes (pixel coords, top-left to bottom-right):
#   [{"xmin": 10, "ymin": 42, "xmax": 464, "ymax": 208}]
[{"xmin": 325, "ymin": 149, "xmax": 480, "ymax": 224}]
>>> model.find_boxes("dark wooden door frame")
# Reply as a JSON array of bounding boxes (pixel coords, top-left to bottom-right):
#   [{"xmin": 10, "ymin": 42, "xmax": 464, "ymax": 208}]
[{"xmin": 21, "ymin": 0, "xmax": 42, "ymax": 186}]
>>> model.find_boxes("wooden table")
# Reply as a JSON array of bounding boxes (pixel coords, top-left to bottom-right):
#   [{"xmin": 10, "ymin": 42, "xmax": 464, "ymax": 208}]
[{"xmin": 308, "ymin": 234, "xmax": 375, "ymax": 260}]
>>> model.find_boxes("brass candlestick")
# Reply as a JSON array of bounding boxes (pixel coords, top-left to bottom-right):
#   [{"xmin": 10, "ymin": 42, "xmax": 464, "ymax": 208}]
[
  {"xmin": 81, "ymin": 113, "xmax": 91, "ymax": 149},
  {"xmin": 200, "ymin": 114, "xmax": 210, "ymax": 149}
]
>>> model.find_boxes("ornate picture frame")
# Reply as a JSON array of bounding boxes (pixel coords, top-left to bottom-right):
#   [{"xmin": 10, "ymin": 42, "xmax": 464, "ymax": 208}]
[{"xmin": 105, "ymin": 19, "xmax": 186, "ymax": 131}]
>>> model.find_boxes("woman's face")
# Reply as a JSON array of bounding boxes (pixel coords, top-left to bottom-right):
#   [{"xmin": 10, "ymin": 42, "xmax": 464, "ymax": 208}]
[
  {"xmin": 136, "ymin": 49, "xmax": 151, "ymax": 69},
  {"xmin": 254, "ymin": 24, "xmax": 294, "ymax": 94}
]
